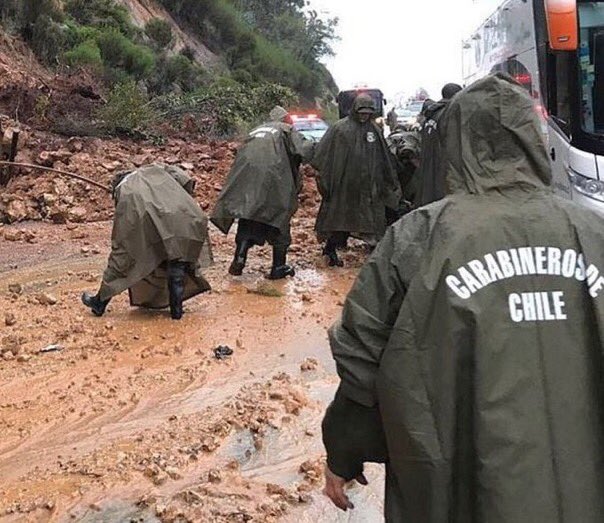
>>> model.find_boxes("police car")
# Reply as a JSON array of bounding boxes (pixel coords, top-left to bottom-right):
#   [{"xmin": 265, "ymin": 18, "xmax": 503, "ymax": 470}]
[{"xmin": 288, "ymin": 114, "xmax": 329, "ymax": 143}]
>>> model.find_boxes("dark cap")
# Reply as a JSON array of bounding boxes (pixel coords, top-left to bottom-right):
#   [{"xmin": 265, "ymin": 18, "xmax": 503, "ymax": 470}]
[{"xmin": 354, "ymin": 94, "xmax": 377, "ymax": 114}]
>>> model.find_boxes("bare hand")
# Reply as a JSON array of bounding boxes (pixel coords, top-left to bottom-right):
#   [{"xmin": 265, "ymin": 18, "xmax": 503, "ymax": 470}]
[{"xmin": 323, "ymin": 465, "xmax": 369, "ymax": 512}]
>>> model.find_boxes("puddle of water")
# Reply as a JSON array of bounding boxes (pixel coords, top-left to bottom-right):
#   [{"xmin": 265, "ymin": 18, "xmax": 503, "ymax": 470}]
[
  {"xmin": 215, "ymin": 374, "xmax": 386, "ymax": 521},
  {"xmin": 62, "ymin": 500, "xmax": 159, "ymax": 523},
  {"xmin": 0, "ymin": 250, "xmax": 367, "ymax": 520}
]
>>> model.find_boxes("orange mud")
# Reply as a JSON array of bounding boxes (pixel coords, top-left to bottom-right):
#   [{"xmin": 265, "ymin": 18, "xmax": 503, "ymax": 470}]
[{"xmin": 0, "ymin": 220, "xmax": 384, "ymax": 523}]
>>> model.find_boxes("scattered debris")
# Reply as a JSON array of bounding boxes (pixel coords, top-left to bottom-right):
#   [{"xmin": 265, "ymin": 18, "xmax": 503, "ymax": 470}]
[
  {"xmin": 39, "ymin": 344, "xmax": 63, "ymax": 353},
  {"xmin": 36, "ymin": 292, "xmax": 57, "ymax": 305},
  {"xmin": 213, "ymin": 345, "xmax": 233, "ymax": 360},
  {"xmin": 7, "ymin": 283, "xmax": 22, "ymax": 294},
  {"xmin": 208, "ymin": 469, "xmax": 222, "ymax": 484},
  {"xmin": 300, "ymin": 358, "xmax": 319, "ymax": 372},
  {"xmin": 299, "ymin": 458, "xmax": 325, "ymax": 484}
]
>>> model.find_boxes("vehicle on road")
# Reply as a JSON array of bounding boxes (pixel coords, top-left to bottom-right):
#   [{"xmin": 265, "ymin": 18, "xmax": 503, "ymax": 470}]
[
  {"xmin": 288, "ymin": 114, "xmax": 329, "ymax": 142},
  {"xmin": 463, "ymin": 0, "xmax": 604, "ymax": 215},
  {"xmin": 396, "ymin": 100, "xmax": 425, "ymax": 130}
]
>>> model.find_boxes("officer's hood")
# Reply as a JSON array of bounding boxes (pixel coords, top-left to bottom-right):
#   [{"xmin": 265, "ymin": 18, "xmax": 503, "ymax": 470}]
[
  {"xmin": 164, "ymin": 164, "xmax": 196, "ymax": 194},
  {"xmin": 351, "ymin": 94, "xmax": 376, "ymax": 122},
  {"xmin": 114, "ymin": 164, "xmax": 195, "ymax": 202},
  {"xmin": 269, "ymin": 105, "xmax": 289, "ymax": 122},
  {"xmin": 423, "ymin": 99, "xmax": 448, "ymax": 120},
  {"xmin": 441, "ymin": 74, "xmax": 552, "ymax": 196}
]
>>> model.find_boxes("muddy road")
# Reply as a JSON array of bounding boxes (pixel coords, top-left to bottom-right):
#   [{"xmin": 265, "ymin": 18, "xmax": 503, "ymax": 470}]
[{"xmin": 0, "ymin": 220, "xmax": 384, "ymax": 522}]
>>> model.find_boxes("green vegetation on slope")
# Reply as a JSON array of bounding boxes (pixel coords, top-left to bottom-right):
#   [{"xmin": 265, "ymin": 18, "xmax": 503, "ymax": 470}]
[
  {"xmin": 158, "ymin": 0, "xmax": 339, "ymax": 100},
  {"xmin": 0, "ymin": 0, "xmax": 338, "ymax": 136}
]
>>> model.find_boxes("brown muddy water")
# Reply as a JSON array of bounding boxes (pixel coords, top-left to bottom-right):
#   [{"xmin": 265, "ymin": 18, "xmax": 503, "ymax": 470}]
[{"xmin": 0, "ymin": 222, "xmax": 385, "ymax": 522}]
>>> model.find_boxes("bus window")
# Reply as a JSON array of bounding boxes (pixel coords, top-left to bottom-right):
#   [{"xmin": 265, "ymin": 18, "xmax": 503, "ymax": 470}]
[
  {"xmin": 490, "ymin": 59, "xmax": 534, "ymax": 95},
  {"xmin": 578, "ymin": 1, "xmax": 604, "ymax": 135},
  {"xmin": 507, "ymin": 60, "xmax": 534, "ymax": 95}
]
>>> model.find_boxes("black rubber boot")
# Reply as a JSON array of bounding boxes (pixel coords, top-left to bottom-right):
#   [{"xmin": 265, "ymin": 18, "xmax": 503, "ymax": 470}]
[
  {"xmin": 322, "ymin": 242, "xmax": 344, "ymax": 268},
  {"xmin": 228, "ymin": 240, "xmax": 251, "ymax": 276},
  {"xmin": 267, "ymin": 246, "xmax": 295, "ymax": 280},
  {"xmin": 81, "ymin": 292, "xmax": 111, "ymax": 317},
  {"xmin": 168, "ymin": 261, "xmax": 186, "ymax": 320}
]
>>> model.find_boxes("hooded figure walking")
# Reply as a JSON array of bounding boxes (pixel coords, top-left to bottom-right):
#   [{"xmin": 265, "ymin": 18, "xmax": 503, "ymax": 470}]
[
  {"xmin": 312, "ymin": 94, "xmax": 401, "ymax": 267},
  {"xmin": 211, "ymin": 106, "xmax": 314, "ymax": 279},
  {"xmin": 415, "ymin": 82, "xmax": 462, "ymax": 206},
  {"xmin": 82, "ymin": 164, "xmax": 212, "ymax": 320},
  {"xmin": 321, "ymin": 74, "xmax": 604, "ymax": 522}
]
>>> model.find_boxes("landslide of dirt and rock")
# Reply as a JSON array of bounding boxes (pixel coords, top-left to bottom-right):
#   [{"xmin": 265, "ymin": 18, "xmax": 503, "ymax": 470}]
[
  {"xmin": 0, "ymin": 119, "xmax": 321, "ymax": 227},
  {"xmin": 0, "ymin": 1, "xmax": 328, "ymax": 227},
  {"xmin": 0, "ymin": 121, "xmax": 232, "ymax": 224}
]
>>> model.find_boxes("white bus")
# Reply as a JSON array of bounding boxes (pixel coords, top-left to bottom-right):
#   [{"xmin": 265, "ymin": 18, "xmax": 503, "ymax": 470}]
[{"xmin": 463, "ymin": 0, "xmax": 604, "ymax": 214}]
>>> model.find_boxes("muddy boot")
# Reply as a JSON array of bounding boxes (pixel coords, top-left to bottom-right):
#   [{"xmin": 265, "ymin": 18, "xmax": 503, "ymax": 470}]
[
  {"xmin": 228, "ymin": 240, "xmax": 251, "ymax": 276},
  {"xmin": 168, "ymin": 261, "xmax": 186, "ymax": 320},
  {"xmin": 322, "ymin": 242, "xmax": 344, "ymax": 268},
  {"xmin": 81, "ymin": 292, "xmax": 110, "ymax": 317},
  {"xmin": 267, "ymin": 246, "xmax": 295, "ymax": 280}
]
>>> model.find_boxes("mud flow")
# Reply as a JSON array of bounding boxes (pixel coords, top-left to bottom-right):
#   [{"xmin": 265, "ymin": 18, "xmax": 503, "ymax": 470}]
[{"xmin": 0, "ymin": 222, "xmax": 384, "ymax": 522}]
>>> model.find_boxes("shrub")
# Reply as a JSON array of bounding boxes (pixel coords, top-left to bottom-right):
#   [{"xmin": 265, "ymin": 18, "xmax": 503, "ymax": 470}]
[
  {"xmin": 21, "ymin": 0, "xmax": 63, "ymax": 27},
  {"xmin": 30, "ymin": 15, "xmax": 66, "ymax": 65},
  {"xmin": 96, "ymin": 28, "xmax": 155, "ymax": 79},
  {"xmin": 98, "ymin": 80, "xmax": 155, "ymax": 134},
  {"xmin": 64, "ymin": 22, "xmax": 101, "ymax": 48},
  {"xmin": 251, "ymin": 83, "xmax": 298, "ymax": 116},
  {"xmin": 64, "ymin": 40, "xmax": 103, "ymax": 69},
  {"xmin": 165, "ymin": 55, "xmax": 199, "ymax": 89},
  {"xmin": 34, "ymin": 94, "xmax": 52, "ymax": 121},
  {"xmin": 151, "ymin": 80, "xmax": 298, "ymax": 137},
  {"xmin": 64, "ymin": 0, "xmax": 133, "ymax": 35},
  {"xmin": 145, "ymin": 18, "xmax": 173, "ymax": 48}
]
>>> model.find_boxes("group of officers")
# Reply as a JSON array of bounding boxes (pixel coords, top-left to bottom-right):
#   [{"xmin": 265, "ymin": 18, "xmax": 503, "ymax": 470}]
[
  {"xmin": 81, "ymin": 82, "xmax": 459, "ymax": 319},
  {"xmin": 80, "ymin": 73, "xmax": 604, "ymax": 522}
]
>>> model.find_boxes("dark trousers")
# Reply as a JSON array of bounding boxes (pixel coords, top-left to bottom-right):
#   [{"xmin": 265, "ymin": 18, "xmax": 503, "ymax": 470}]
[
  {"xmin": 236, "ymin": 219, "xmax": 291, "ymax": 248},
  {"xmin": 325, "ymin": 232, "xmax": 350, "ymax": 252}
]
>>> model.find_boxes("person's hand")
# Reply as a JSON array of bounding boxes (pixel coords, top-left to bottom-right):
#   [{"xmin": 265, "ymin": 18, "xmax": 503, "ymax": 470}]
[{"xmin": 323, "ymin": 465, "xmax": 369, "ymax": 511}]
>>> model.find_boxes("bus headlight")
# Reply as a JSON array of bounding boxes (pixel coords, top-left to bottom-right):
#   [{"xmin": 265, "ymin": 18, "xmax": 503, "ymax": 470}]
[{"xmin": 569, "ymin": 170, "xmax": 604, "ymax": 203}]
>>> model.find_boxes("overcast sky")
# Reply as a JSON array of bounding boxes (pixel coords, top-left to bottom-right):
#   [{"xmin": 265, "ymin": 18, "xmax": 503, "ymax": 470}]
[{"xmin": 308, "ymin": 0, "xmax": 503, "ymax": 106}]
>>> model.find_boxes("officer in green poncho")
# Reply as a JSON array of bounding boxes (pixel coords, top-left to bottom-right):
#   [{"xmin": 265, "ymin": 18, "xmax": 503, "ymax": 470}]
[
  {"xmin": 416, "ymin": 82, "xmax": 462, "ymax": 206},
  {"xmin": 82, "ymin": 164, "xmax": 212, "ymax": 320},
  {"xmin": 387, "ymin": 125, "xmax": 421, "ymax": 212},
  {"xmin": 312, "ymin": 94, "xmax": 401, "ymax": 267},
  {"xmin": 321, "ymin": 74, "xmax": 604, "ymax": 522},
  {"xmin": 211, "ymin": 106, "xmax": 313, "ymax": 279}
]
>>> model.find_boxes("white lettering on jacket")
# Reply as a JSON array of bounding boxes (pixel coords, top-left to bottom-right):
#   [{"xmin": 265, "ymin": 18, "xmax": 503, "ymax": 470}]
[
  {"xmin": 508, "ymin": 292, "xmax": 567, "ymax": 323},
  {"xmin": 249, "ymin": 127, "xmax": 279, "ymax": 139},
  {"xmin": 446, "ymin": 247, "xmax": 602, "ymax": 322}
]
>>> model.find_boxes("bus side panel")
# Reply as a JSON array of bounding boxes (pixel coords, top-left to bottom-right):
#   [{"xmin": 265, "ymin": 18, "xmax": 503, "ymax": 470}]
[{"xmin": 463, "ymin": 0, "xmax": 537, "ymax": 82}]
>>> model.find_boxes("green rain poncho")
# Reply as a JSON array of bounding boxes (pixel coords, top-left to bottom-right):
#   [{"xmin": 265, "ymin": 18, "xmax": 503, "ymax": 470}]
[
  {"xmin": 211, "ymin": 110, "xmax": 313, "ymax": 239},
  {"xmin": 416, "ymin": 98, "xmax": 451, "ymax": 205},
  {"xmin": 323, "ymin": 74, "xmax": 604, "ymax": 522},
  {"xmin": 312, "ymin": 94, "xmax": 401, "ymax": 242},
  {"xmin": 99, "ymin": 164, "xmax": 212, "ymax": 308}
]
